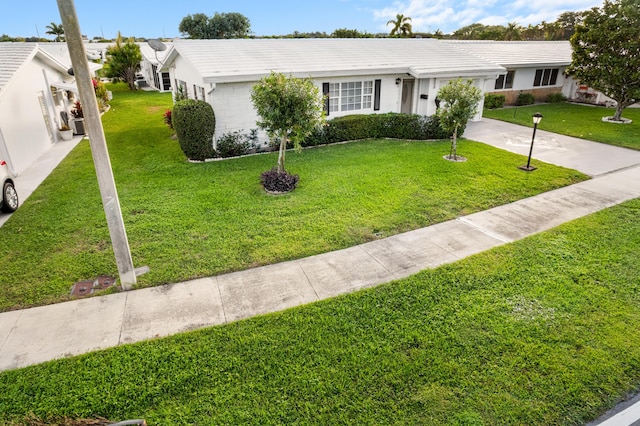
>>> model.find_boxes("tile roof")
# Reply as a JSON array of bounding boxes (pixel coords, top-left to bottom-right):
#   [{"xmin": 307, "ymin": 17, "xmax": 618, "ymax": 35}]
[
  {"xmin": 166, "ymin": 38, "xmax": 506, "ymax": 83},
  {"xmin": 0, "ymin": 43, "xmax": 37, "ymax": 91},
  {"xmin": 445, "ymin": 40, "xmax": 573, "ymax": 68}
]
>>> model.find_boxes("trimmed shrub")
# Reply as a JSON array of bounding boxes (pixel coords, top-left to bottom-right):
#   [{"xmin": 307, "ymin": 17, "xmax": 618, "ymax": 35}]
[
  {"xmin": 303, "ymin": 113, "xmax": 451, "ymax": 147},
  {"xmin": 216, "ymin": 130, "xmax": 258, "ymax": 158},
  {"xmin": 516, "ymin": 93, "xmax": 536, "ymax": 106},
  {"xmin": 484, "ymin": 94, "xmax": 506, "ymax": 109},
  {"xmin": 261, "ymin": 168, "xmax": 299, "ymax": 193},
  {"xmin": 172, "ymin": 99, "xmax": 216, "ymax": 161},
  {"xmin": 547, "ymin": 92, "xmax": 567, "ymax": 103}
]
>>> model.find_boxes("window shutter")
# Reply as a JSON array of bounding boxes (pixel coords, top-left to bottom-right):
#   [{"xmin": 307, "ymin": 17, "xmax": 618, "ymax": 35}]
[
  {"xmin": 374, "ymin": 79, "xmax": 381, "ymax": 111},
  {"xmin": 322, "ymin": 83, "xmax": 330, "ymax": 115}
]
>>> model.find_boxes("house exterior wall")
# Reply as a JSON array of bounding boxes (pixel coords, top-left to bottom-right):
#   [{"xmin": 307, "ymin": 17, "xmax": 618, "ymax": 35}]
[
  {"xmin": 488, "ymin": 66, "xmax": 567, "ymax": 104},
  {"xmin": 208, "ymin": 74, "xmax": 448, "ymax": 146},
  {"xmin": 0, "ymin": 55, "xmax": 62, "ymax": 174}
]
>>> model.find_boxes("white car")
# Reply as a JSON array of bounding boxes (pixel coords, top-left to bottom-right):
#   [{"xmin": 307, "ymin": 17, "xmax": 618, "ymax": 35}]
[{"xmin": 1, "ymin": 160, "xmax": 18, "ymax": 213}]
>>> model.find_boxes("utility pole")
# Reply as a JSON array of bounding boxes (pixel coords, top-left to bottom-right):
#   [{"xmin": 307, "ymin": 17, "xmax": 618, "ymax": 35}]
[{"xmin": 56, "ymin": 0, "xmax": 137, "ymax": 290}]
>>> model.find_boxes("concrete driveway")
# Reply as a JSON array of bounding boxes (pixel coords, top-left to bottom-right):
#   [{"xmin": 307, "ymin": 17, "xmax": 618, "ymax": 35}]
[{"xmin": 465, "ymin": 118, "xmax": 640, "ymax": 177}]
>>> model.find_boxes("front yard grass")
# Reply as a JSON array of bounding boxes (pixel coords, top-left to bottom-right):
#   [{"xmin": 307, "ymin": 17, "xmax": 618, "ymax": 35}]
[
  {"xmin": 483, "ymin": 102, "xmax": 640, "ymax": 151},
  {"xmin": 0, "ymin": 85, "xmax": 588, "ymax": 312},
  {"xmin": 2, "ymin": 198, "xmax": 640, "ymax": 425}
]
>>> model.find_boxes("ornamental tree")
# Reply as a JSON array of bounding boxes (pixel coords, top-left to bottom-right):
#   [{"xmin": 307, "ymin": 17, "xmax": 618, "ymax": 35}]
[
  {"xmin": 104, "ymin": 32, "xmax": 142, "ymax": 90},
  {"xmin": 568, "ymin": 0, "xmax": 640, "ymax": 122},
  {"xmin": 436, "ymin": 79, "xmax": 483, "ymax": 161},
  {"xmin": 251, "ymin": 72, "xmax": 325, "ymax": 174}
]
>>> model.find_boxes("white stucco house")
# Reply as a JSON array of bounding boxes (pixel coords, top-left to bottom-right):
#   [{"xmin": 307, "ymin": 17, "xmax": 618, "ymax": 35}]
[
  {"xmin": 0, "ymin": 43, "xmax": 80, "ymax": 175},
  {"xmin": 158, "ymin": 38, "xmax": 506, "ymax": 145},
  {"xmin": 158, "ymin": 39, "xmax": 614, "ymax": 146}
]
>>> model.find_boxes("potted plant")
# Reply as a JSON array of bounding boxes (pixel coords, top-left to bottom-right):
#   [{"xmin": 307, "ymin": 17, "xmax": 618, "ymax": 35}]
[
  {"xmin": 59, "ymin": 124, "xmax": 73, "ymax": 141},
  {"xmin": 70, "ymin": 100, "xmax": 85, "ymax": 135}
]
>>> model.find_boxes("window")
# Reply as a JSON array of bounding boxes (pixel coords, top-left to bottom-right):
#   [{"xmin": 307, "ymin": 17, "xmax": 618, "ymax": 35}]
[
  {"xmin": 325, "ymin": 80, "xmax": 375, "ymax": 113},
  {"xmin": 494, "ymin": 70, "xmax": 515, "ymax": 90},
  {"xmin": 533, "ymin": 68, "xmax": 559, "ymax": 87}
]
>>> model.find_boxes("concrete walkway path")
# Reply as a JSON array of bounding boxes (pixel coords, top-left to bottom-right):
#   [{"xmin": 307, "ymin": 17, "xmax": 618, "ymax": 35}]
[{"xmin": 1, "ymin": 119, "xmax": 640, "ymax": 424}]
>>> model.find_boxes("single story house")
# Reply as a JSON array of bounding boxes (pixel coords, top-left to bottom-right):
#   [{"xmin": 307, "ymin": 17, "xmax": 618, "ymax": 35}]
[
  {"xmin": 0, "ymin": 43, "xmax": 81, "ymax": 175},
  {"xmin": 158, "ymin": 38, "xmax": 506, "ymax": 146}
]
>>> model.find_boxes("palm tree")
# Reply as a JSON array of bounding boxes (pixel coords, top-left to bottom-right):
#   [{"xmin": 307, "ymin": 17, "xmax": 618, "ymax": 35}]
[
  {"xmin": 387, "ymin": 14, "xmax": 413, "ymax": 38},
  {"xmin": 45, "ymin": 22, "xmax": 64, "ymax": 42},
  {"xmin": 503, "ymin": 22, "xmax": 522, "ymax": 40}
]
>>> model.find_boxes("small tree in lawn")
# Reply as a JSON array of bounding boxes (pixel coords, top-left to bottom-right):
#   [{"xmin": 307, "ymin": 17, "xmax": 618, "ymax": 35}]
[
  {"xmin": 251, "ymin": 72, "xmax": 325, "ymax": 192},
  {"xmin": 437, "ymin": 78, "xmax": 483, "ymax": 162}
]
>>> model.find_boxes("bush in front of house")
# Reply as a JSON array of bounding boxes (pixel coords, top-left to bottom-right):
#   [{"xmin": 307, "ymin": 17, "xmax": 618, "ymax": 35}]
[
  {"xmin": 516, "ymin": 93, "xmax": 536, "ymax": 106},
  {"xmin": 303, "ymin": 113, "xmax": 451, "ymax": 147},
  {"xmin": 261, "ymin": 168, "xmax": 300, "ymax": 193},
  {"xmin": 172, "ymin": 99, "xmax": 216, "ymax": 161},
  {"xmin": 484, "ymin": 94, "xmax": 506, "ymax": 109},
  {"xmin": 546, "ymin": 93, "xmax": 567, "ymax": 103},
  {"xmin": 216, "ymin": 129, "xmax": 258, "ymax": 158}
]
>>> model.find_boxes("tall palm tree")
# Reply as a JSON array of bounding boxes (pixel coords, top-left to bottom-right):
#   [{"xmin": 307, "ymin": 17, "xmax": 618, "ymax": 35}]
[
  {"xmin": 387, "ymin": 14, "xmax": 413, "ymax": 38},
  {"xmin": 45, "ymin": 22, "xmax": 65, "ymax": 42}
]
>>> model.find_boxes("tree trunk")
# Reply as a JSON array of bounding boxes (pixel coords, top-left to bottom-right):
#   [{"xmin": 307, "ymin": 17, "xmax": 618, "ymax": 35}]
[
  {"xmin": 277, "ymin": 134, "xmax": 287, "ymax": 174},
  {"xmin": 451, "ymin": 125, "xmax": 459, "ymax": 160},
  {"xmin": 613, "ymin": 103, "xmax": 624, "ymax": 121}
]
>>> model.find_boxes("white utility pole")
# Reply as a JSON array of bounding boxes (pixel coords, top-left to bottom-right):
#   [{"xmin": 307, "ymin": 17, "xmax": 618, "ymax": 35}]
[{"xmin": 56, "ymin": 0, "xmax": 137, "ymax": 290}]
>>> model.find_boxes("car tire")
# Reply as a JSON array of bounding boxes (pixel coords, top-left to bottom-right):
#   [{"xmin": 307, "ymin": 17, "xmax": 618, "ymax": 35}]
[{"xmin": 1, "ymin": 181, "xmax": 18, "ymax": 213}]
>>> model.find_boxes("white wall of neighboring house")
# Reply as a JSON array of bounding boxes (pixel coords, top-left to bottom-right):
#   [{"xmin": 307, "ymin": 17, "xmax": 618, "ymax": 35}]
[{"xmin": 0, "ymin": 55, "xmax": 64, "ymax": 174}]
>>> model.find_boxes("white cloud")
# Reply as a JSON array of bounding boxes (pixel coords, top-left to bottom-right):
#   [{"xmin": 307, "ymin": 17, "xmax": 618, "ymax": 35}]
[{"xmin": 371, "ymin": 0, "xmax": 604, "ymax": 33}]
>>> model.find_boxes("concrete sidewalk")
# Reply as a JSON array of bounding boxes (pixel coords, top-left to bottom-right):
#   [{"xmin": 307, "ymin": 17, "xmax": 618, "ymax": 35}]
[{"xmin": 1, "ymin": 119, "xmax": 640, "ymax": 425}]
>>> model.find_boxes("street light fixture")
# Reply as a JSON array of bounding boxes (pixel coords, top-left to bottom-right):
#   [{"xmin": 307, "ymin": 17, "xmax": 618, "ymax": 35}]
[{"xmin": 519, "ymin": 112, "xmax": 543, "ymax": 172}]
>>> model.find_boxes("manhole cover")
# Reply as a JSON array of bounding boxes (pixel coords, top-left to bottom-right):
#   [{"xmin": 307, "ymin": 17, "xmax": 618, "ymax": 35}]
[
  {"xmin": 70, "ymin": 280, "xmax": 95, "ymax": 297},
  {"xmin": 70, "ymin": 276, "xmax": 117, "ymax": 297}
]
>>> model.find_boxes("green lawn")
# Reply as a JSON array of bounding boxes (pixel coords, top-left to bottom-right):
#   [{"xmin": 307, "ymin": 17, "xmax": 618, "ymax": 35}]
[
  {"xmin": 0, "ymin": 85, "xmax": 587, "ymax": 312},
  {"xmin": 483, "ymin": 102, "xmax": 640, "ymax": 150},
  {"xmin": 2, "ymin": 198, "xmax": 639, "ymax": 425}
]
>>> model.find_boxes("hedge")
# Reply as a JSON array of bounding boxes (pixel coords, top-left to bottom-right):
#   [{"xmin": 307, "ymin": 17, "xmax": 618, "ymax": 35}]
[
  {"xmin": 303, "ymin": 113, "xmax": 452, "ymax": 147},
  {"xmin": 484, "ymin": 94, "xmax": 506, "ymax": 109}
]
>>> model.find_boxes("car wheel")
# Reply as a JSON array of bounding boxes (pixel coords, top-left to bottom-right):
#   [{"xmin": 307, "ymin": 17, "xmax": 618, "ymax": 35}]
[{"xmin": 1, "ymin": 181, "xmax": 18, "ymax": 213}]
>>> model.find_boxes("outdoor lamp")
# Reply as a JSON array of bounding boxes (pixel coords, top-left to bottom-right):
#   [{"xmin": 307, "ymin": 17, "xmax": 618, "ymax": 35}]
[
  {"xmin": 396, "ymin": 78, "xmax": 402, "ymax": 85},
  {"xmin": 519, "ymin": 112, "xmax": 543, "ymax": 172}
]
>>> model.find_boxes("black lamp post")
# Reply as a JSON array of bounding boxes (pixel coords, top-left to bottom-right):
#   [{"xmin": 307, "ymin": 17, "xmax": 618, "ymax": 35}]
[{"xmin": 519, "ymin": 112, "xmax": 543, "ymax": 172}]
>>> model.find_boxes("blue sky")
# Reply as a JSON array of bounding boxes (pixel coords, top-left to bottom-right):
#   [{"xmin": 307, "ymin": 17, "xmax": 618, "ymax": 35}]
[{"xmin": 3, "ymin": 0, "xmax": 604, "ymax": 39}]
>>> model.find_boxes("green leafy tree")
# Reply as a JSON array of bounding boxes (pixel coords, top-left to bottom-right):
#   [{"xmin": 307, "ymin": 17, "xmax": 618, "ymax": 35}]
[
  {"xmin": 179, "ymin": 12, "xmax": 250, "ymax": 39},
  {"xmin": 331, "ymin": 28, "xmax": 371, "ymax": 38},
  {"xmin": 251, "ymin": 72, "xmax": 325, "ymax": 174},
  {"xmin": 45, "ymin": 22, "xmax": 64, "ymax": 42},
  {"xmin": 569, "ymin": 0, "xmax": 640, "ymax": 122},
  {"xmin": 104, "ymin": 32, "xmax": 142, "ymax": 90},
  {"xmin": 436, "ymin": 79, "xmax": 483, "ymax": 161},
  {"xmin": 387, "ymin": 14, "xmax": 413, "ymax": 37}
]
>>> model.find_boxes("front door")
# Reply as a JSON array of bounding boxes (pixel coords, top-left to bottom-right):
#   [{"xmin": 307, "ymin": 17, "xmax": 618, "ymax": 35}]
[{"xmin": 401, "ymin": 79, "xmax": 414, "ymax": 114}]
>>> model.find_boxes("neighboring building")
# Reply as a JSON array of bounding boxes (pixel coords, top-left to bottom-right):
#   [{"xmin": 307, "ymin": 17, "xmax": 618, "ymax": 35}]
[
  {"xmin": 0, "ymin": 43, "xmax": 78, "ymax": 175},
  {"xmin": 159, "ymin": 38, "xmax": 506, "ymax": 145},
  {"xmin": 138, "ymin": 41, "xmax": 172, "ymax": 92}
]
